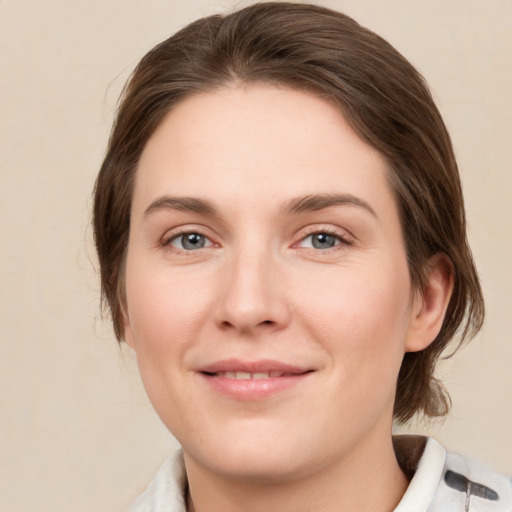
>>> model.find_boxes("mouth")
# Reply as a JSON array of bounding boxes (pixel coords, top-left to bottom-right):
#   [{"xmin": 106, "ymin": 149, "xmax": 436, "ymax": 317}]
[
  {"xmin": 204, "ymin": 370, "xmax": 307, "ymax": 379},
  {"xmin": 197, "ymin": 359, "xmax": 314, "ymax": 400}
]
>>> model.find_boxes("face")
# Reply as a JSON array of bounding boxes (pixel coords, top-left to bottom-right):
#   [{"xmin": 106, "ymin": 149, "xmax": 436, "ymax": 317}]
[{"xmin": 123, "ymin": 84, "xmax": 424, "ymax": 483}]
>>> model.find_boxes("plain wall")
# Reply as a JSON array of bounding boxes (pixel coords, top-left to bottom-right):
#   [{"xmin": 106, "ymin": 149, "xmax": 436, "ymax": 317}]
[{"xmin": 0, "ymin": 0, "xmax": 510, "ymax": 510}]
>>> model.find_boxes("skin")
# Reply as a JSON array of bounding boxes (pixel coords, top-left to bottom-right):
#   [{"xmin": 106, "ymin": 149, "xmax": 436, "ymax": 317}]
[{"xmin": 123, "ymin": 84, "xmax": 453, "ymax": 512}]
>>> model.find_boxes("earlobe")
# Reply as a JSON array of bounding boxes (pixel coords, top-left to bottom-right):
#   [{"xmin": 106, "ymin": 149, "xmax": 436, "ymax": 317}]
[{"xmin": 405, "ymin": 253, "xmax": 454, "ymax": 353}]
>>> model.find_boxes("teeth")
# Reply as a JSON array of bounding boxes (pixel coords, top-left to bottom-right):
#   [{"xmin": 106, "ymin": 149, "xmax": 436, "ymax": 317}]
[{"xmin": 216, "ymin": 371, "xmax": 286, "ymax": 380}]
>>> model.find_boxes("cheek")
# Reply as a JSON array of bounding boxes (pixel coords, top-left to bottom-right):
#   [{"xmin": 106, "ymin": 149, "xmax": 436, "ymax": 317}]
[
  {"xmin": 123, "ymin": 263, "xmax": 217, "ymax": 426},
  {"xmin": 124, "ymin": 260, "xmax": 214, "ymax": 362},
  {"xmin": 296, "ymin": 261, "xmax": 412, "ymax": 369}
]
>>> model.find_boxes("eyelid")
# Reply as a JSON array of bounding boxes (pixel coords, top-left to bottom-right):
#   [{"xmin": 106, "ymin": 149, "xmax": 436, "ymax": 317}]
[
  {"xmin": 169, "ymin": 232, "xmax": 213, "ymax": 250},
  {"xmin": 293, "ymin": 225, "xmax": 354, "ymax": 249},
  {"xmin": 161, "ymin": 225, "xmax": 219, "ymax": 249}
]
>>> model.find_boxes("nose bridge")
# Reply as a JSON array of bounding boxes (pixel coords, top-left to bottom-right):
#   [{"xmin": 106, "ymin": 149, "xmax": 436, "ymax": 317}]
[{"xmin": 216, "ymin": 237, "xmax": 289, "ymax": 333}]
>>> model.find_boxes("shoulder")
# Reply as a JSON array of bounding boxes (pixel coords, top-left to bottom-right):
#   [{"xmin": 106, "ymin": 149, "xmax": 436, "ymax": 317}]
[{"xmin": 126, "ymin": 451, "xmax": 187, "ymax": 512}]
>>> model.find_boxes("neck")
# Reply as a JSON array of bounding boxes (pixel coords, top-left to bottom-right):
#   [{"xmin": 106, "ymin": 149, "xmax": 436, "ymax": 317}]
[{"xmin": 184, "ymin": 430, "xmax": 408, "ymax": 512}]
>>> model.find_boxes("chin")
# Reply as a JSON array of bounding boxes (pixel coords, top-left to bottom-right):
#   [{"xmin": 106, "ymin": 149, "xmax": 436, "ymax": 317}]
[
  {"xmin": 182, "ymin": 423, "xmax": 319, "ymax": 484},
  {"xmin": 201, "ymin": 451, "xmax": 310, "ymax": 484}
]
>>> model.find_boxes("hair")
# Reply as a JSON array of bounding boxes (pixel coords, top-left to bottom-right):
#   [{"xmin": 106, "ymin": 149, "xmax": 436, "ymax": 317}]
[{"xmin": 93, "ymin": 1, "xmax": 484, "ymax": 423}]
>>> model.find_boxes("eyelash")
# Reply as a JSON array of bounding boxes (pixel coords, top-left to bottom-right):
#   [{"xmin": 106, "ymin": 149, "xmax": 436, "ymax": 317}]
[
  {"xmin": 163, "ymin": 230, "xmax": 215, "ymax": 252},
  {"xmin": 162, "ymin": 227, "xmax": 352, "ymax": 253},
  {"xmin": 296, "ymin": 227, "xmax": 353, "ymax": 251}
]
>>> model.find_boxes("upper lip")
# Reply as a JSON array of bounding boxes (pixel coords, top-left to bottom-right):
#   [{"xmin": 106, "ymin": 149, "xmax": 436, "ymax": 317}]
[{"xmin": 197, "ymin": 358, "xmax": 312, "ymax": 375}]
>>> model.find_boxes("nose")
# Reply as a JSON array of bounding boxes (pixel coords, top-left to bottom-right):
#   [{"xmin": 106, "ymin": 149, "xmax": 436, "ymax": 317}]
[{"xmin": 214, "ymin": 249, "xmax": 291, "ymax": 335}]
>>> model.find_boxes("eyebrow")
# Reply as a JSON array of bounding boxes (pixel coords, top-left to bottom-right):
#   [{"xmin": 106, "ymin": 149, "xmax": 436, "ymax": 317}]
[
  {"xmin": 143, "ymin": 193, "xmax": 376, "ymax": 218},
  {"xmin": 281, "ymin": 193, "xmax": 377, "ymax": 217},
  {"xmin": 144, "ymin": 196, "xmax": 217, "ymax": 217}
]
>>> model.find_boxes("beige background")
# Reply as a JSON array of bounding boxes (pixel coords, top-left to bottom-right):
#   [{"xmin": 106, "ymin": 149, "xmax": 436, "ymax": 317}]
[{"xmin": 0, "ymin": 0, "xmax": 510, "ymax": 510}]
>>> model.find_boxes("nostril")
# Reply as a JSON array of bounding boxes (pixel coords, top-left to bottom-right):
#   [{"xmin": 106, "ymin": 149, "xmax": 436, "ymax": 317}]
[{"xmin": 219, "ymin": 320, "xmax": 276, "ymax": 334}]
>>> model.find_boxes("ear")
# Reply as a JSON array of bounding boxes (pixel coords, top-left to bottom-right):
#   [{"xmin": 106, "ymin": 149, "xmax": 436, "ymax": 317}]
[{"xmin": 405, "ymin": 253, "xmax": 454, "ymax": 353}]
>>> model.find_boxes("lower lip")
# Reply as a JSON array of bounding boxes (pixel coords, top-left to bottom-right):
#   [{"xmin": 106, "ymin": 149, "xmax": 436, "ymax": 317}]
[{"xmin": 199, "ymin": 373, "xmax": 311, "ymax": 400}]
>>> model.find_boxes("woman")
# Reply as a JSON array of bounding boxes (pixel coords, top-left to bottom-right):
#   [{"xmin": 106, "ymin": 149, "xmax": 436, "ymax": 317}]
[{"xmin": 93, "ymin": 2, "xmax": 511, "ymax": 511}]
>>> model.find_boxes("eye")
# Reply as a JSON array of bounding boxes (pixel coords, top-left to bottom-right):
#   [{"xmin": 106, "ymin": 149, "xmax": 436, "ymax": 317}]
[
  {"xmin": 299, "ymin": 231, "xmax": 347, "ymax": 250},
  {"xmin": 168, "ymin": 232, "xmax": 213, "ymax": 251}
]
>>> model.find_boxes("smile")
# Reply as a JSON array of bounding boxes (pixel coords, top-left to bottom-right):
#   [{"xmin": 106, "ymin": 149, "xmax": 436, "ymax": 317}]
[
  {"xmin": 208, "ymin": 370, "xmax": 302, "ymax": 380},
  {"xmin": 197, "ymin": 359, "xmax": 314, "ymax": 400}
]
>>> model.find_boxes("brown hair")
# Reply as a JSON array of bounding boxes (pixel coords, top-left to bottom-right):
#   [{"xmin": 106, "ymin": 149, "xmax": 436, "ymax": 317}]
[{"xmin": 93, "ymin": 1, "xmax": 484, "ymax": 423}]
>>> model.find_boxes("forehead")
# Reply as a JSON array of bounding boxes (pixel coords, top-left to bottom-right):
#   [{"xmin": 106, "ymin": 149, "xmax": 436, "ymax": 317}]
[{"xmin": 133, "ymin": 84, "xmax": 395, "ymax": 219}]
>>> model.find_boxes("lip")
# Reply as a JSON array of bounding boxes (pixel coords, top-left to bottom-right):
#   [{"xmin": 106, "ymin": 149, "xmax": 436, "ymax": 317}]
[{"xmin": 196, "ymin": 358, "xmax": 314, "ymax": 400}]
